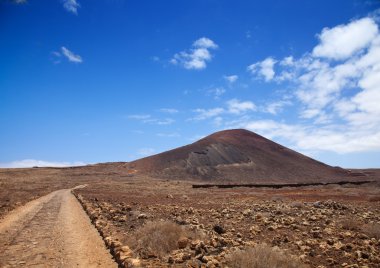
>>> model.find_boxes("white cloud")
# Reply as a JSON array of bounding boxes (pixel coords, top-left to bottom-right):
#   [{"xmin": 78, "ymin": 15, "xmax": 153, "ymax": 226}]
[
  {"xmin": 171, "ymin": 37, "xmax": 218, "ymax": 70},
  {"xmin": 291, "ymin": 20, "xmax": 380, "ymax": 123},
  {"xmin": 213, "ymin": 116, "xmax": 223, "ymax": 127},
  {"xmin": 248, "ymin": 17, "xmax": 380, "ymax": 125},
  {"xmin": 156, "ymin": 132, "xmax": 180, "ymax": 138},
  {"xmin": 236, "ymin": 15, "xmax": 380, "ymax": 155},
  {"xmin": 280, "ymin": 56, "xmax": 295, "ymax": 66},
  {"xmin": 227, "ymin": 99, "xmax": 256, "ymax": 114},
  {"xmin": 61, "ymin": 46, "xmax": 82, "ymax": 63},
  {"xmin": 159, "ymin": 108, "xmax": 178, "ymax": 114},
  {"xmin": 184, "ymin": 17, "xmax": 379, "ymax": 155},
  {"xmin": 299, "ymin": 108, "xmax": 321, "ymax": 119},
  {"xmin": 191, "ymin": 108, "xmax": 224, "ymax": 120},
  {"xmin": 153, "ymin": 118, "xmax": 175, "ymax": 125},
  {"xmin": 226, "ymin": 119, "xmax": 380, "ymax": 154},
  {"xmin": 137, "ymin": 148, "xmax": 156, "ymax": 156},
  {"xmin": 12, "ymin": 0, "xmax": 27, "ymax": 4},
  {"xmin": 312, "ymin": 17, "xmax": 378, "ymax": 60},
  {"xmin": 191, "ymin": 98, "xmax": 256, "ymax": 121},
  {"xmin": 128, "ymin": 114, "xmax": 151, "ymax": 120},
  {"xmin": 0, "ymin": 159, "xmax": 86, "ymax": 168},
  {"xmin": 193, "ymin": 37, "xmax": 218, "ymax": 49},
  {"xmin": 207, "ymin": 87, "xmax": 226, "ymax": 99},
  {"xmin": 128, "ymin": 114, "xmax": 175, "ymax": 125},
  {"xmin": 264, "ymin": 100, "xmax": 292, "ymax": 115},
  {"xmin": 224, "ymin": 75, "xmax": 238, "ymax": 83},
  {"xmin": 247, "ymin": 57, "xmax": 277, "ymax": 81},
  {"xmin": 62, "ymin": 0, "xmax": 80, "ymax": 15}
]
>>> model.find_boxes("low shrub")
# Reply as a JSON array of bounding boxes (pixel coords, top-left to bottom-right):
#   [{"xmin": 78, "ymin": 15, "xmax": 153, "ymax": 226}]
[
  {"xmin": 368, "ymin": 196, "xmax": 380, "ymax": 202},
  {"xmin": 363, "ymin": 222, "xmax": 380, "ymax": 239},
  {"xmin": 340, "ymin": 217, "xmax": 361, "ymax": 231},
  {"xmin": 289, "ymin": 201, "xmax": 303, "ymax": 208},
  {"xmin": 226, "ymin": 243, "xmax": 308, "ymax": 268},
  {"xmin": 128, "ymin": 220, "xmax": 203, "ymax": 259}
]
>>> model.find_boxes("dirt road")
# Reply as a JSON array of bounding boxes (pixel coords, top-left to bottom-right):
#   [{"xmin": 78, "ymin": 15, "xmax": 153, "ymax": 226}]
[{"xmin": 0, "ymin": 187, "xmax": 117, "ymax": 268}]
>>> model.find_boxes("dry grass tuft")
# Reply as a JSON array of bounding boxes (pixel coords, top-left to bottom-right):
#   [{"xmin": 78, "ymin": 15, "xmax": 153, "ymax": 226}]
[
  {"xmin": 368, "ymin": 196, "xmax": 380, "ymax": 202},
  {"xmin": 128, "ymin": 220, "xmax": 202, "ymax": 259},
  {"xmin": 289, "ymin": 201, "xmax": 303, "ymax": 208},
  {"xmin": 363, "ymin": 222, "xmax": 380, "ymax": 239},
  {"xmin": 226, "ymin": 244, "xmax": 308, "ymax": 268},
  {"xmin": 340, "ymin": 217, "xmax": 361, "ymax": 231}
]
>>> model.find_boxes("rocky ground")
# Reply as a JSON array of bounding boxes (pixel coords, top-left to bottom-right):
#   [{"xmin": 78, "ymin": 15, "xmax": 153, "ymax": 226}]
[
  {"xmin": 1, "ymin": 166, "xmax": 379, "ymax": 267},
  {"xmin": 74, "ymin": 176, "xmax": 380, "ymax": 268}
]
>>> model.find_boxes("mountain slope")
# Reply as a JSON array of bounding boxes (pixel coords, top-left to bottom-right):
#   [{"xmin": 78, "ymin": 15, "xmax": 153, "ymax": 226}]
[{"xmin": 127, "ymin": 129, "xmax": 358, "ymax": 183}]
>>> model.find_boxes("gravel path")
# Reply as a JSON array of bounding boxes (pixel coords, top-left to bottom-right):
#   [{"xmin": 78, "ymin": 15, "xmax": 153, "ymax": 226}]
[{"xmin": 0, "ymin": 187, "xmax": 117, "ymax": 268}]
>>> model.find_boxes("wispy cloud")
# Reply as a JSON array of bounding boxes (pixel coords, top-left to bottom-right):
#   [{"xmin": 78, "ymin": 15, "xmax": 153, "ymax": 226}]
[
  {"xmin": 238, "ymin": 15, "xmax": 380, "ymax": 154},
  {"xmin": 156, "ymin": 132, "xmax": 180, "ymax": 138},
  {"xmin": 11, "ymin": 0, "xmax": 27, "ymax": 4},
  {"xmin": 207, "ymin": 87, "xmax": 226, "ymax": 100},
  {"xmin": 191, "ymin": 108, "xmax": 224, "ymax": 120},
  {"xmin": 159, "ymin": 108, "xmax": 179, "ymax": 114},
  {"xmin": 247, "ymin": 57, "xmax": 277, "ymax": 81},
  {"xmin": 128, "ymin": 114, "xmax": 175, "ymax": 125},
  {"xmin": 191, "ymin": 99, "xmax": 256, "ymax": 121},
  {"xmin": 61, "ymin": 46, "xmax": 83, "ymax": 63},
  {"xmin": 62, "ymin": 0, "xmax": 80, "ymax": 15},
  {"xmin": 171, "ymin": 37, "xmax": 218, "ymax": 70},
  {"xmin": 227, "ymin": 118, "xmax": 380, "ymax": 154},
  {"xmin": 224, "ymin": 75, "xmax": 238, "ymax": 83},
  {"xmin": 50, "ymin": 51, "xmax": 62, "ymax": 64},
  {"xmin": 137, "ymin": 148, "xmax": 156, "ymax": 156},
  {"xmin": 149, "ymin": 118, "xmax": 175, "ymax": 125},
  {"xmin": 227, "ymin": 99, "xmax": 256, "ymax": 114},
  {"xmin": 0, "ymin": 159, "xmax": 86, "ymax": 168},
  {"xmin": 128, "ymin": 114, "xmax": 151, "ymax": 120},
  {"xmin": 263, "ymin": 100, "xmax": 292, "ymax": 115}
]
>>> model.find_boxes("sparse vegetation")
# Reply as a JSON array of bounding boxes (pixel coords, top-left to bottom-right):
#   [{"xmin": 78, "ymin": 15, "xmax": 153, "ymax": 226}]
[
  {"xmin": 340, "ymin": 217, "xmax": 361, "ymax": 231},
  {"xmin": 128, "ymin": 220, "xmax": 200, "ymax": 259},
  {"xmin": 2, "ymin": 167, "xmax": 380, "ymax": 267},
  {"xmin": 289, "ymin": 201, "xmax": 303, "ymax": 208},
  {"xmin": 368, "ymin": 196, "xmax": 380, "ymax": 202},
  {"xmin": 363, "ymin": 222, "xmax": 380, "ymax": 239},
  {"xmin": 226, "ymin": 244, "xmax": 308, "ymax": 268},
  {"xmin": 129, "ymin": 220, "xmax": 182, "ymax": 258}
]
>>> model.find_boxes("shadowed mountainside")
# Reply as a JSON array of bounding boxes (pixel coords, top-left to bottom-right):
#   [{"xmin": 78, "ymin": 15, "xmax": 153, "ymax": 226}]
[{"xmin": 125, "ymin": 129, "xmax": 367, "ymax": 183}]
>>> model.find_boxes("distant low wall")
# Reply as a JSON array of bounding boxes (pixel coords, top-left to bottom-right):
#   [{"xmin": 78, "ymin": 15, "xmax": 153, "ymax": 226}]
[{"xmin": 192, "ymin": 180, "xmax": 373, "ymax": 189}]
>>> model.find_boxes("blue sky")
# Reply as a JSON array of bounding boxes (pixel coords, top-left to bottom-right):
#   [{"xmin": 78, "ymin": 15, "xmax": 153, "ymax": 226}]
[{"xmin": 1, "ymin": 0, "xmax": 380, "ymax": 168}]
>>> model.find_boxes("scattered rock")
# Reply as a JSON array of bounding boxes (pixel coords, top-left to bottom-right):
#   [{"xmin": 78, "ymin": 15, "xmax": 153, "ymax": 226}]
[
  {"xmin": 213, "ymin": 225, "xmax": 225, "ymax": 234},
  {"xmin": 178, "ymin": 237, "xmax": 189, "ymax": 249}
]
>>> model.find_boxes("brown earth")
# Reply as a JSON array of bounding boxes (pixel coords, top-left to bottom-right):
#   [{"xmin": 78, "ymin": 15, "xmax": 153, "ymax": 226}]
[
  {"xmin": 73, "ymin": 176, "xmax": 380, "ymax": 267},
  {"xmin": 0, "ymin": 166, "xmax": 379, "ymax": 267}
]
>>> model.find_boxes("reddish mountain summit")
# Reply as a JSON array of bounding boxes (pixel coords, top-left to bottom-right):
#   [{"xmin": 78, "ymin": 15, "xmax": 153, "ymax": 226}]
[{"xmin": 127, "ymin": 129, "xmax": 364, "ymax": 183}]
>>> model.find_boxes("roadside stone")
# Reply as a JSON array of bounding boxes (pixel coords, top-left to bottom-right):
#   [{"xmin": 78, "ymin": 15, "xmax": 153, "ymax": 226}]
[
  {"xmin": 137, "ymin": 213, "xmax": 148, "ymax": 219},
  {"xmin": 213, "ymin": 225, "xmax": 225, "ymax": 234},
  {"xmin": 178, "ymin": 237, "xmax": 189, "ymax": 249}
]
